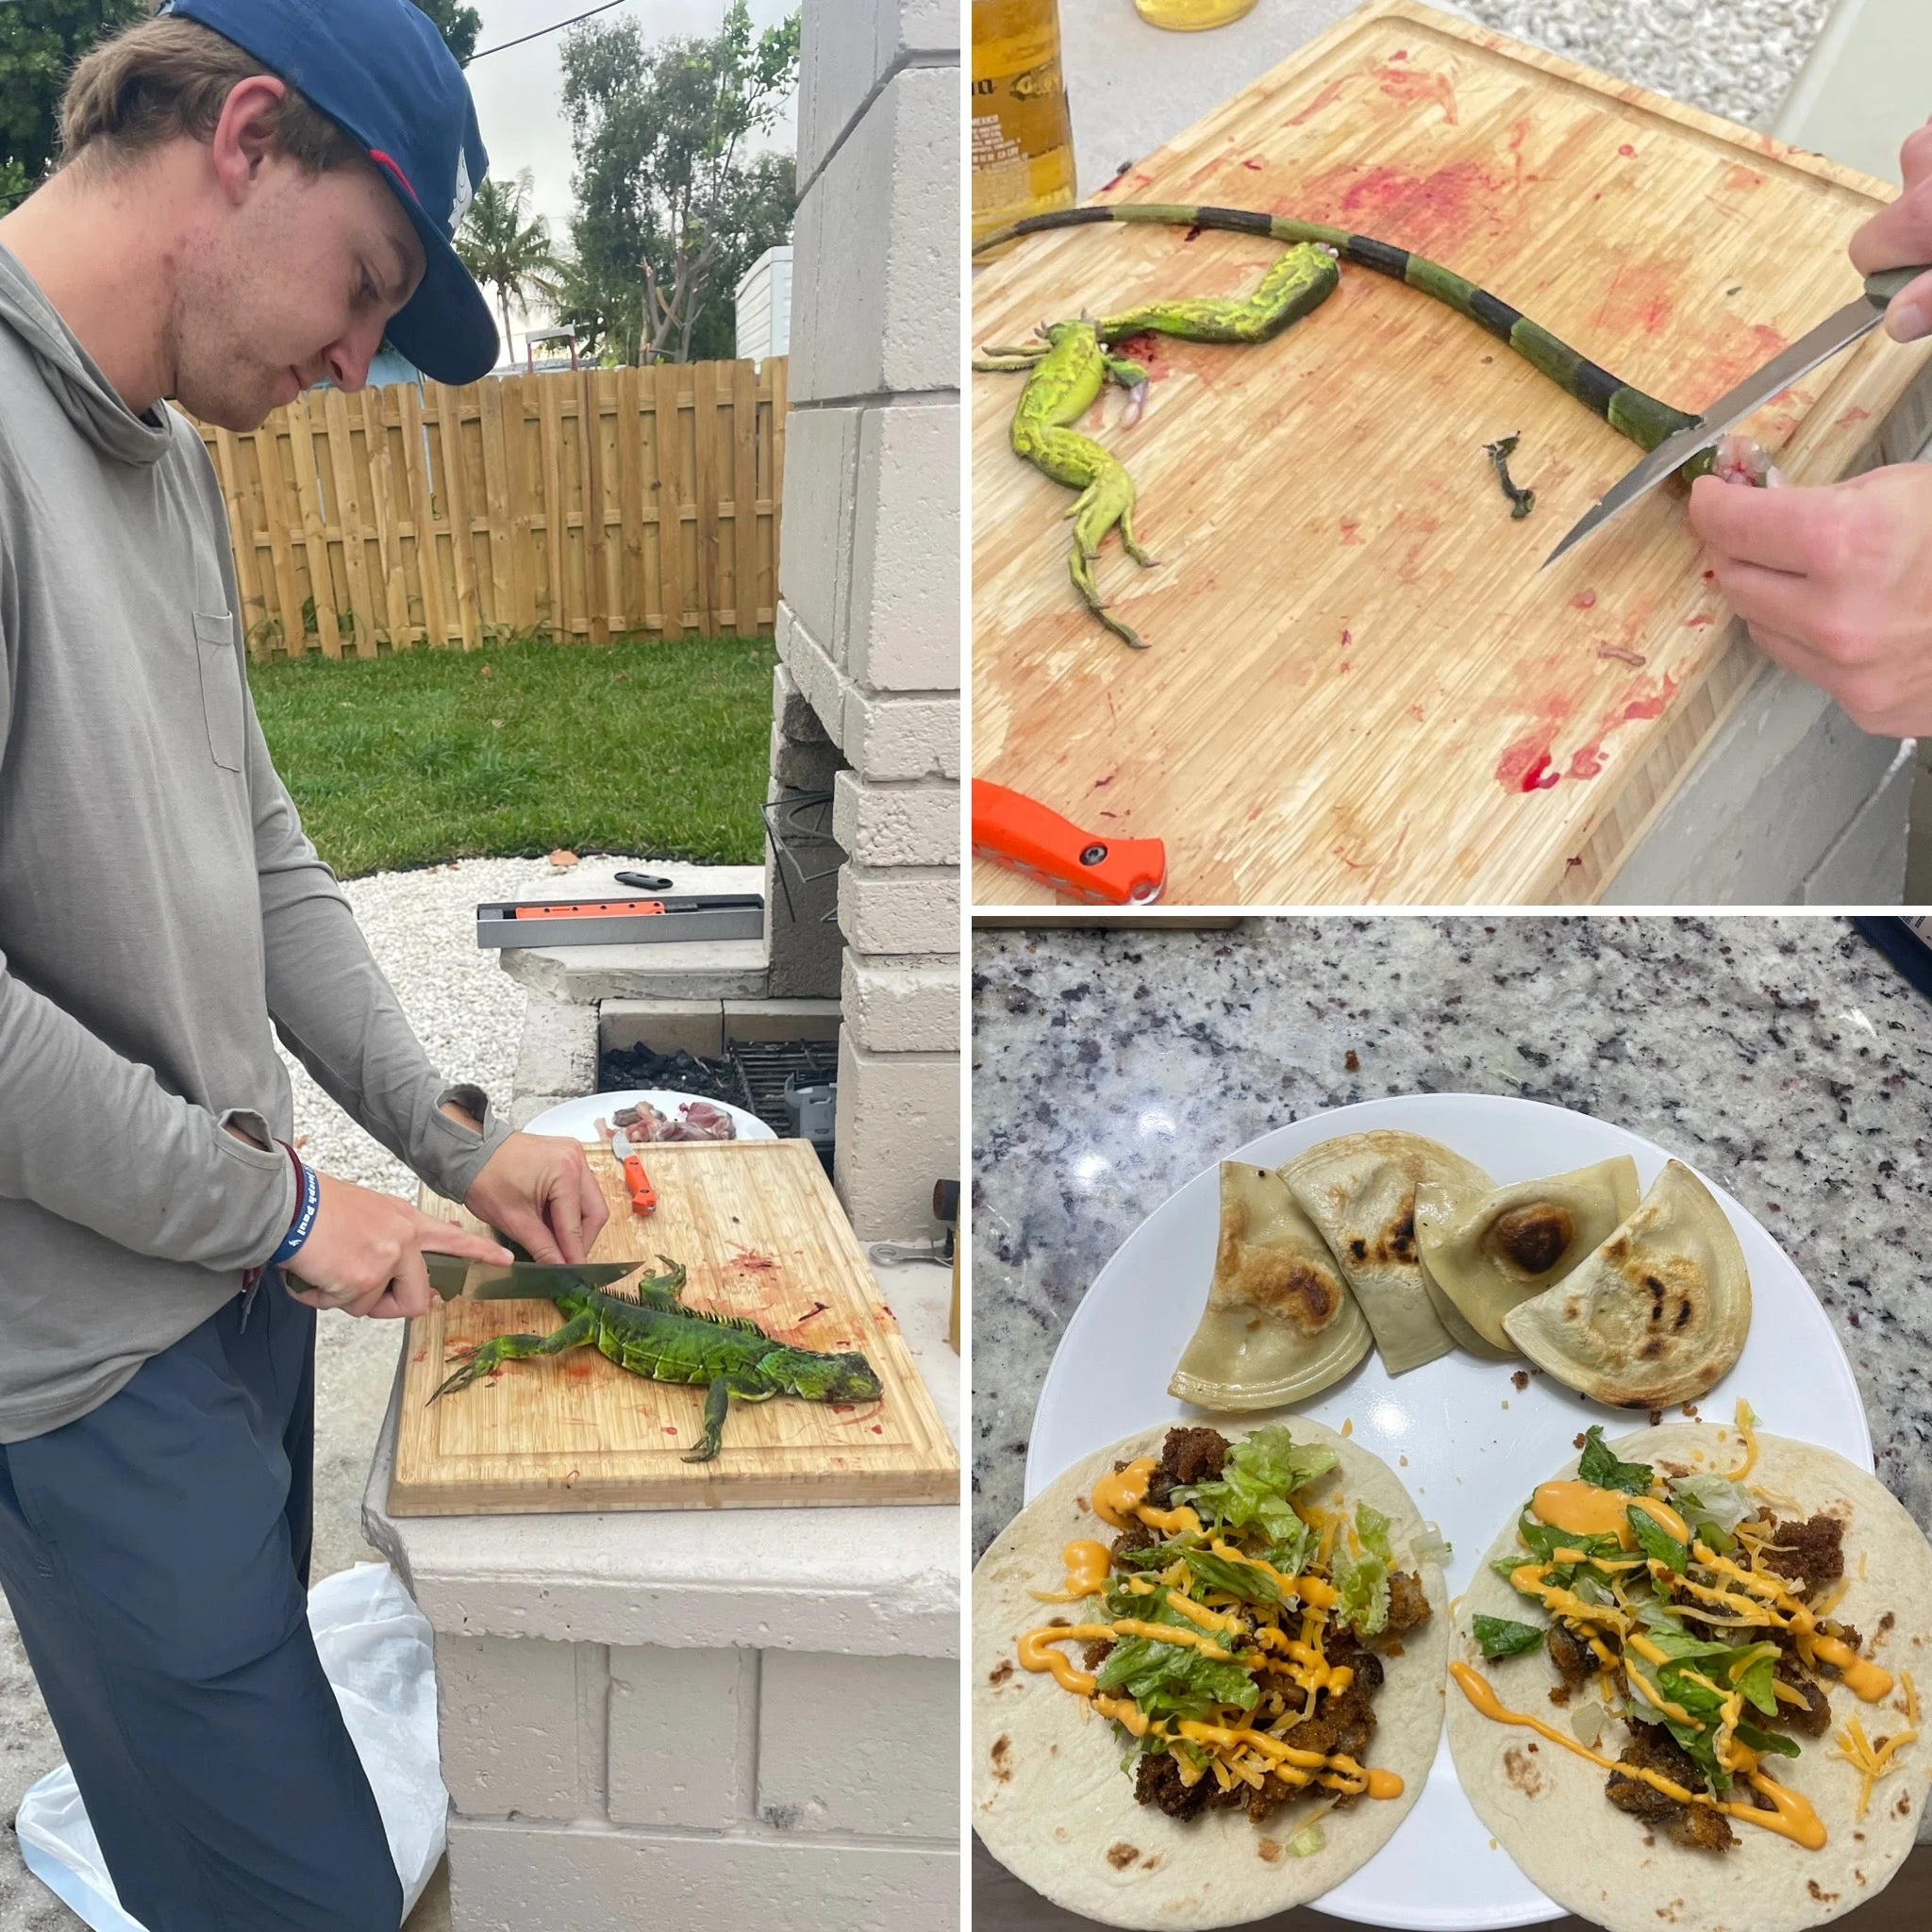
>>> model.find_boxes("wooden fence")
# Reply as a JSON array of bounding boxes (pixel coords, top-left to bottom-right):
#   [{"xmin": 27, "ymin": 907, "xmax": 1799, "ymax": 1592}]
[{"xmin": 193, "ymin": 359, "xmax": 787, "ymax": 658}]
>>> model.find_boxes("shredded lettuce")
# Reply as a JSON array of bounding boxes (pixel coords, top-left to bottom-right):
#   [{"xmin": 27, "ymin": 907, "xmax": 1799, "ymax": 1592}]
[
  {"xmin": 1331, "ymin": 1540, "xmax": 1391, "ymax": 1636},
  {"xmin": 1668, "ymin": 1472, "xmax": 1754, "ymax": 1539},
  {"xmin": 1263, "ymin": 1518, "xmax": 1316, "ymax": 1581},
  {"xmin": 1716, "ymin": 1641, "xmax": 1782, "ymax": 1717},
  {"xmin": 1176, "ymin": 1548, "xmax": 1284, "ymax": 1608},
  {"xmin": 1094, "ymin": 1633, "xmax": 1260, "ymax": 1725},
  {"xmin": 1410, "ymin": 1521, "xmax": 1453, "ymax": 1567},
  {"xmin": 1354, "ymin": 1502, "xmax": 1393, "ymax": 1565},
  {"xmin": 1286, "ymin": 1822, "xmax": 1325, "ymax": 1857},
  {"xmin": 1174, "ymin": 1426, "xmax": 1339, "ymax": 1543},
  {"xmin": 1576, "ymin": 1426, "xmax": 1655, "ymax": 1495},
  {"xmin": 1473, "ymin": 1614, "xmax": 1546, "ymax": 1658},
  {"xmin": 1735, "ymin": 1721, "xmax": 1800, "ymax": 1759},
  {"xmin": 1627, "ymin": 1505, "xmax": 1690, "ymax": 1575}
]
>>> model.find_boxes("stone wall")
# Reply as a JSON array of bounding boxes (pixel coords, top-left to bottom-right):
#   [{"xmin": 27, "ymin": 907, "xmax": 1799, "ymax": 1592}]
[{"xmin": 772, "ymin": 0, "xmax": 960, "ymax": 1241}]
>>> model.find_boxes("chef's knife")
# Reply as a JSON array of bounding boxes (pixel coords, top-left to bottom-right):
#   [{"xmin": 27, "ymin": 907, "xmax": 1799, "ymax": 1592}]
[
  {"xmin": 425, "ymin": 1254, "xmax": 640, "ymax": 1300},
  {"xmin": 1543, "ymin": 264, "xmax": 1932, "ymax": 569}
]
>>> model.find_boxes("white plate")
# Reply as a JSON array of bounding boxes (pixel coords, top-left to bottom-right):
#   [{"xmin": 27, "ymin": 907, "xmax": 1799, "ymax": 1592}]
[
  {"xmin": 519, "ymin": 1090, "xmax": 775, "ymax": 1143},
  {"xmin": 1024, "ymin": 1092, "xmax": 1870, "ymax": 1932}
]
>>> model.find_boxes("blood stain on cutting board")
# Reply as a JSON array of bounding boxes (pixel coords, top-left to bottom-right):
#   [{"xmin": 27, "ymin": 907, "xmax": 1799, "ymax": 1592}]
[
  {"xmin": 1292, "ymin": 157, "xmax": 1516, "ymax": 257},
  {"xmin": 1684, "ymin": 317, "xmax": 1788, "ymax": 409},
  {"xmin": 1372, "ymin": 58, "xmax": 1457, "ymax": 125},
  {"xmin": 1590, "ymin": 253, "xmax": 1687, "ymax": 341},
  {"xmin": 1566, "ymin": 675, "xmax": 1682, "ymax": 780}
]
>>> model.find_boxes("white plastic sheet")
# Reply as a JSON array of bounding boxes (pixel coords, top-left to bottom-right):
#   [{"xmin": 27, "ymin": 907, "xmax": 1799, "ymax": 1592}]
[{"xmin": 15, "ymin": 1562, "xmax": 446, "ymax": 1928}]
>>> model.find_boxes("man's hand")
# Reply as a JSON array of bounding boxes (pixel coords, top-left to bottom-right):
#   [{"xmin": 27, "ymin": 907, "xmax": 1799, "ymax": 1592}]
[
  {"xmin": 283, "ymin": 1174, "xmax": 512, "ymax": 1320},
  {"xmin": 462, "ymin": 1132, "xmax": 609, "ymax": 1268},
  {"xmin": 1851, "ymin": 119, "xmax": 1932, "ymax": 342},
  {"xmin": 1687, "ymin": 464, "xmax": 1932, "ymax": 736}
]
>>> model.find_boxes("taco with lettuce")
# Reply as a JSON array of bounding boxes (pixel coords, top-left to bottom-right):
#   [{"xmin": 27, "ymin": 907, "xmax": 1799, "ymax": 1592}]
[
  {"xmin": 1447, "ymin": 1412, "xmax": 1932, "ymax": 1932},
  {"xmin": 974, "ymin": 1420, "xmax": 1449, "ymax": 1928}
]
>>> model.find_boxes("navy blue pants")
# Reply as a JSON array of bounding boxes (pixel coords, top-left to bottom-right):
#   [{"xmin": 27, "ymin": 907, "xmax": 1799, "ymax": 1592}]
[{"xmin": 0, "ymin": 1274, "xmax": 403, "ymax": 1932}]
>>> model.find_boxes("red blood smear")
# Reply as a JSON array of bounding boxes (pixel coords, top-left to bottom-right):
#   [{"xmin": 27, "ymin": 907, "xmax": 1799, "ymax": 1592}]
[
  {"xmin": 1623, "ymin": 676, "xmax": 1679, "ymax": 722},
  {"xmin": 1684, "ymin": 614, "xmax": 1714, "ymax": 627},
  {"xmin": 1340, "ymin": 520, "xmax": 1363, "ymax": 545},
  {"xmin": 1618, "ymin": 143, "xmax": 1637, "ymax": 158},
  {"xmin": 1241, "ymin": 158, "xmax": 1264, "ymax": 171},
  {"xmin": 1566, "ymin": 857, "xmax": 1584, "ymax": 869},
  {"xmin": 1571, "ymin": 590, "xmax": 1598, "ymax": 609},
  {"xmin": 1838, "ymin": 407, "xmax": 1872, "ymax": 428},
  {"xmin": 1341, "ymin": 627, "xmax": 1353, "ymax": 645},
  {"xmin": 1568, "ymin": 744, "xmax": 1604, "ymax": 780},
  {"xmin": 1497, "ymin": 735, "xmax": 1558, "ymax": 791},
  {"xmin": 1374, "ymin": 63, "xmax": 1457, "ymax": 125},
  {"xmin": 1688, "ymin": 320, "xmax": 1788, "ymax": 411},
  {"xmin": 870, "ymin": 1424, "xmax": 885, "ymax": 1436},
  {"xmin": 1292, "ymin": 158, "xmax": 1508, "ymax": 255},
  {"xmin": 1519, "ymin": 755, "xmax": 1561, "ymax": 792},
  {"xmin": 1703, "ymin": 569, "xmax": 1717, "ymax": 582},
  {"xmin": 734, "ymin": 1250, "xmax": 778, "ymax": 1273},
  {"xmin": 1391, "ymin": 47, "xmax": 1407, "ymax": 59},
  {"xmin": 1286, "ymin": 77, "xmax": 1347, "ymax": 127},
  {"xmin": 796, "ymin": 1301, "xmax": 830, "ymax": 1324},
  {"xmin": 1333, "ymin": 848, "xmax": 1367, "ymax": 872},
  {"xmin": 663, "ymin": 1426, "xmax": 678, "ymax": 1437}
]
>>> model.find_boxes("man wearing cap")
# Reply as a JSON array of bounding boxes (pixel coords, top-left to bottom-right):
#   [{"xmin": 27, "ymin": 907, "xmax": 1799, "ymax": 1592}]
[{"xmin": 0, "ymin": 4, "xmax": 608, "ymax": 1925}]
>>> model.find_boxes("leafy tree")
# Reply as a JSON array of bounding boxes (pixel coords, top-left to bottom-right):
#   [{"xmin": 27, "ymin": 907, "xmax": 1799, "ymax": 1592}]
[
  {"xmin": 412, "ymin": 0, "xmax": 481, "ymax": 67},
  {"xmin": 0, "ymin": 0, "xmax": 142, "ymax": 212},
  {"xmin": 558, "ymin": 1, "xmax": 798, "ymax": 365},
  {"xmin": 455, "ymin": 169, "xmax": 564, "ymax": 361}
]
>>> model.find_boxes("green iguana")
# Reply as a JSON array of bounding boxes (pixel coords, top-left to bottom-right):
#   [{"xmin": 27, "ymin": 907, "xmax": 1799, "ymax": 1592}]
[
  {"xmin": 974, "ymin": 202, "xmax": 1772, "ymax": 649},
  {"xmin": 430, "ymin": 1258, "xmax": 883, "ymax": 1462}
]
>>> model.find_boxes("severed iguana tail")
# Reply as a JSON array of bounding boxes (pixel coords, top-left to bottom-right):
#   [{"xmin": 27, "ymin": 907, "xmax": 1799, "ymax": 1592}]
[{"xmin": 974, "ymin": 201, "xmax": 1710, "ymax": 463}]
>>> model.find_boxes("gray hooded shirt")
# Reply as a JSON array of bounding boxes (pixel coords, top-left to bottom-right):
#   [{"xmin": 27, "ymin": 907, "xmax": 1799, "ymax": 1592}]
[{"xmin": 0, "ymin": 242, "xmax": 510, "ymax": 1440}]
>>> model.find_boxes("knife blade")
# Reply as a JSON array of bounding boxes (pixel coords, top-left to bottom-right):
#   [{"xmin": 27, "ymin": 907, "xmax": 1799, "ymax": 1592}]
[
  {"xmin": 1543, "ymin": 264, "xmax": 1930, "ymax": 570},
  {"xmin": 425, "ymin": 1254, "xmax": 640, "ymax": 1300}
]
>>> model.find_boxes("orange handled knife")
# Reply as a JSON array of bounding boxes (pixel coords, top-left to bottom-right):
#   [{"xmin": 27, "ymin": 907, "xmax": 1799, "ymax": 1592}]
[
  {"xmin": 601, "ymin": 1119, "xmax": 657, "ymax": 1216},
  {"xmin": 972, "ymin": 781, "xmax": 1166, "ymax": 905}
]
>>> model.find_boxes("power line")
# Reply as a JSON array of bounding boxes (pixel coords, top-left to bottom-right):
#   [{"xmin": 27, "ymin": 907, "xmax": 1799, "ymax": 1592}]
[{"xmin": 468, "ymin": 0, "xmax": 634, "ymax": 60}]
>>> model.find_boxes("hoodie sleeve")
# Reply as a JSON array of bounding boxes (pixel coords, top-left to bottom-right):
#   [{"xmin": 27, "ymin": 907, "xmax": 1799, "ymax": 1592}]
[
  {"xmin": 182, "ymin": 441, "xmax": 513, "ymax": 1204},
  {"xmin": 0, "ymin": 521, "xmax": 297, "ymax": 1269}
]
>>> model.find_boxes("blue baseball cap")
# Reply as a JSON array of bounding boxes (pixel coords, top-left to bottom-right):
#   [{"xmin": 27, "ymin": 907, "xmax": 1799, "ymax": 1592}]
[{"xmin": 156, "ymin": 0, "xmax": 500, "ymax": 383}]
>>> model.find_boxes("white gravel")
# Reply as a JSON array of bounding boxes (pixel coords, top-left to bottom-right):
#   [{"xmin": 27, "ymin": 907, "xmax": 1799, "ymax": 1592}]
[{"xmin": 1455, "ymin": 0, "xmax": 1834, "ymax": 131}]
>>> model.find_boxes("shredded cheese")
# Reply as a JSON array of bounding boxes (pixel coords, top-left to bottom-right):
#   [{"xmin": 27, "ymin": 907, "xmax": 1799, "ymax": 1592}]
[{"xmin": 1831, "ymin": 1713, "xmax": 1919, "ymax": 1822}]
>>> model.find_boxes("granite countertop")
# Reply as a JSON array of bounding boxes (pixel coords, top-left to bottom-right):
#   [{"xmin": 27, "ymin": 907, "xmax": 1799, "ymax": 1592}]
[{"xmin": 971, "ymin": 916, "xmax": 1932, "ymax": 1559}]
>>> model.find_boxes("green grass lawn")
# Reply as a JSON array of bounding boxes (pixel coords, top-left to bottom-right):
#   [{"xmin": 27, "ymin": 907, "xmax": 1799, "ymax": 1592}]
[{"xmin": 249, "ymin": 635, "xmax": 777, "ymax": 877}]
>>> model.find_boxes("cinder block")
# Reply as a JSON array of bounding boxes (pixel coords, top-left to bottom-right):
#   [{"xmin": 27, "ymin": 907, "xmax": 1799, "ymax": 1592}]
[
  {"xmin": 832, "ymin": 772, "xmax": 958, "ymax": 869},
  {"xmin": 513, "ymin": 992, "xmax": 599, "ymax": 1104},
  {"xmin": 842, "ymin": 688, "xmax": 960, "ymax": 782},
  {"xmin": 832, "ymin": 1033, "xmax": 958, "ymax": 1242},
  {"xmin": 1803, "ymin": 741, "xmax": 1914, "ymax": 904},
  {"xmin": 597, "ymin": 997, "xmax": 724, "ymax": 1059},
  {"xmin": 838, "ymin": 865, "xmax": 958, "ymax": 956},
  {"xmin": 446, "ymin": 1815, "xmax": 958, "ymax": 1932},
  {"xmin": 847, "ymin": 401, "xmax": 959, "ymax": 693},
  {"xmin": 758, "ymin": 1650, "xmax": 958, "ymax": 1838},
  {"xmin": 774, "ymin": 661, "xmax": 832, "ymax": 745},
  {"xmin": 607, "ymin": 1644, "xmax": 747, "ymax": 1830},
  {"xmin": 773, "ymin": 721, "xmax": 847, "ymax": 792},
  {"xmin": 724, "ymin": 998, "xmax": 843, "ymax": 1043},
  {"xmin": 777, "ymin": 603, "xmax": 855, "ymax": 758},
  {"xmin": 790, "ymin": 63, "xmax": 959, "ymax": 404},
  {"xmin": 798, "ymin": 0, "xmax": 958, "ymax": 192},
  {"xmin": 776, "ymin": 407, "xmax": 859, "ymax": 657},
  {"xmin": 841, "ymin": 954, "xmax": 958, "ymax": 1055},
  {"xmin": 437, "ymin": 1634, "xmax": 597, "ymax": 1822}
]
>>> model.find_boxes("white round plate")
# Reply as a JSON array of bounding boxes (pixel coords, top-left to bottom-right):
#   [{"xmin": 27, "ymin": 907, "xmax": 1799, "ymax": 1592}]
[
  {"xmin": 1024, "ymin": 1092, "xmax": 1870, "ymax": 1931},
  {"xmin": 519, "ymin": 1090, "xmax": 775, "ymax": 1143}
]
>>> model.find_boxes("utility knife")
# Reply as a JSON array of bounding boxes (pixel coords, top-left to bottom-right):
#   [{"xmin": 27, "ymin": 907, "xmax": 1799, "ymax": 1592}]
[
  {"xmin": 972, "ymin": 779, "xmax": 1166, "ymax": 905},
  {"xmin": 425, "ymin": 1255, "xmax": 640, "ymax": 1301},
  {"xmin": 1545, "ymin": 263, "xmax": 1932, "ymax": 568}
]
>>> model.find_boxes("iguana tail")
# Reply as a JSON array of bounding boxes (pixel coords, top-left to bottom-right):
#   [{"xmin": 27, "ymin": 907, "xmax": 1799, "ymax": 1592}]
[{"xmin": 974, "ymin": 202, "xmax": 1705, "ymax": 460}]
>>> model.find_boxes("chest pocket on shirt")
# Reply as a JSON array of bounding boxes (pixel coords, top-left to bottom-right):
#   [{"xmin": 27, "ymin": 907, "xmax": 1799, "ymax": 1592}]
[{"xmin": 194, "ymin": 611, "xmax": 244, "ymax": 772}]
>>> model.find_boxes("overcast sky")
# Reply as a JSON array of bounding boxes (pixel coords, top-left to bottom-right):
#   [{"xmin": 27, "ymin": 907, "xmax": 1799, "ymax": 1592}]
[{"xmin": 462, "ymin": 0, "xmax": 798, "ymax": 350}]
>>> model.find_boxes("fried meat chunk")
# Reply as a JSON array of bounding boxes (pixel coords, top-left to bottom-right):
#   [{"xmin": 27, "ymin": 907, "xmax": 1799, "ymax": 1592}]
[{"xmin": 1605, "ymin": 1722, "xmax": 1735, "ymax": 1852}]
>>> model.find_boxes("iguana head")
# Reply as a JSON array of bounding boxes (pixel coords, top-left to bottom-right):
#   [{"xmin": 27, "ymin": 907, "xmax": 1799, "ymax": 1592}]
[{"xmin": 776, "ymin": 1348, "xmax": 883, "ymax": 1404}]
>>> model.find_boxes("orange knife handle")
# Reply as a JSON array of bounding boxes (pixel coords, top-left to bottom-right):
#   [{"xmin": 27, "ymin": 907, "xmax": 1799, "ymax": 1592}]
[
  {"xmin": 621, "ymin": 1151, "xmax": 656, "ymax": 1216},
  {"xmin": 971, "ymin": 780, "xmax": 1165, "ymax": 905}
]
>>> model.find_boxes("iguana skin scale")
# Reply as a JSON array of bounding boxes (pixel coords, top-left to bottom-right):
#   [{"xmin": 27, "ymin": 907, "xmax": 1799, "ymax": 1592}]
[
  {"xmin": 429, "ymin": 1259, "xmax": 883, "ymax": 1462},
  {"xmin": 975, "ymin": 201, "xmax": 1724, "ymax": 647}
]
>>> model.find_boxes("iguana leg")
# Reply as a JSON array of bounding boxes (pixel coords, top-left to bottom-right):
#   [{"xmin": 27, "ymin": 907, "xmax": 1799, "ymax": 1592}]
[
  {"xmin": 430, "ymin": 1310, "xmax": 597, "ymax": 1403},
  {"xmin": 682, "ymin": 1375, "xmax": 734, "ymax": 1463},
  {"xmin": 1099, "ymin": 242, "xmax": 1340, "ymax": 346}
]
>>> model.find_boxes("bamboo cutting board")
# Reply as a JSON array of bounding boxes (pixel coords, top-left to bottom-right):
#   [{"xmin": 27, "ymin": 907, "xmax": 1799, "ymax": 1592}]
[
  {"xmin": 973, "ymin": 0, "xmax": 1932, "ymax": 906},
  {"xmin": 388, "ymin": 1140, "xmax": 958, "ymax": 1514}
]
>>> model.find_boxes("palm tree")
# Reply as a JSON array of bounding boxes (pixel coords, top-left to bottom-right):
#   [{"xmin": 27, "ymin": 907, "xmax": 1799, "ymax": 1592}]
[{"xmin": 455, "ymin": 171, "xmax": 565, "ymax": 366}]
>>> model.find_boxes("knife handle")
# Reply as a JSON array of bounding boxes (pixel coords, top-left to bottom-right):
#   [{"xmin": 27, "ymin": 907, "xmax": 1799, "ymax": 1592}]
[
  {"xmin": 971, "ymin": 780, "xmax": 1166, "ymax": 905},
  {"xmin": 1866, "ymin": 265, "xmax": 1932, "ymax": 308}
]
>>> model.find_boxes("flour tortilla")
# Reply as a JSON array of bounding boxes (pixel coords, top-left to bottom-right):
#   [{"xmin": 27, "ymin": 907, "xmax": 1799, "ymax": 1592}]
[
  {"xmin": 1503, "ymin": 1161, "xmax": 1750, "ymax": 1407},
  {"xmin": 1168, "ymin": 1163, "xmax": 1374, "ymax": 1410},
  {"xmin": 1281, "ymin": 1133, "xmax": 1493, "ymax": 1375},
  {"xmin": 1447, "ymin": 1424, "xmax": 1932, "ymax": 1932},
  {"xmin": 974, "ymin": 1421, "xmax": 1448, "ymax": 1928}
]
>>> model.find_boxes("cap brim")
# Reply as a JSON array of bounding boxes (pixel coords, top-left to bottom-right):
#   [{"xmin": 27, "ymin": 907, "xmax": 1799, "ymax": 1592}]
[{"xmin": 384, "ymin": 201, "xmax": 500, "ymax": 385}]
